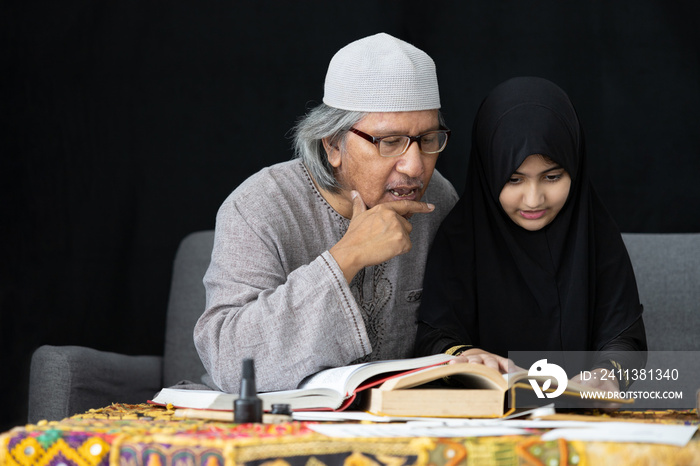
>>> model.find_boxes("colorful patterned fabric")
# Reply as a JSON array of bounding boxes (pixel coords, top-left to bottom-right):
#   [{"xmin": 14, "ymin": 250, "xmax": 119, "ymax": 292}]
[{"xmin": 1, "ymin": 404, "xmax": 698, "ymax": 466}]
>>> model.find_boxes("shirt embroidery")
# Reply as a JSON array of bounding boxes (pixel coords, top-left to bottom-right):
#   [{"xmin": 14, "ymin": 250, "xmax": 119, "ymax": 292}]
[
  {"xmin": 350, "ymin": 263, "xmax": 393, "ymax": 363},
  {"xmin": 335, "ymin": 195, "xmax": 394, "ymax": 363}
]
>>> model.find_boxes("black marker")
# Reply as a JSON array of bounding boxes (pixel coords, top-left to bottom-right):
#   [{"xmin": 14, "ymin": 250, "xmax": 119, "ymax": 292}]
[{"xmin": 234, "ymin": 358, "xmax": 263, "ymax": 423}]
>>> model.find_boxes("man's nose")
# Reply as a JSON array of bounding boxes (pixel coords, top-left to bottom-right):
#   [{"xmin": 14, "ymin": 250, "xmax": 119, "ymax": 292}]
[{"xmin": 395, "ymin": 140, "xmax": 425, "ymax": 178}]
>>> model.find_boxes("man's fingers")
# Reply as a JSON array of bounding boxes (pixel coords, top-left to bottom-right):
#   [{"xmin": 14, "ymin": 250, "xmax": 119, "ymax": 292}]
[
  {"xmin": 350, "ymin": 190, "xmax": 367, "ymax": 218},
  {"xmin": 381, "ymin": 199, "xmax": 435, "ymax": 217},
  {"xmin": 397, "ymin": 214, "xmax": 413, "ymax": 233}
]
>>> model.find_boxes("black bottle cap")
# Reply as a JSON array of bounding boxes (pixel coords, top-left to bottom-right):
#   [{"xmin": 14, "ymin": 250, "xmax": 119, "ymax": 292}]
[
  {"xmin": 234, "ymin": 358, "xmax": 263, "ymax": 423},
  {"xmin": 270, "ymin": 403, "xmax": 292, "ymax": 415}
]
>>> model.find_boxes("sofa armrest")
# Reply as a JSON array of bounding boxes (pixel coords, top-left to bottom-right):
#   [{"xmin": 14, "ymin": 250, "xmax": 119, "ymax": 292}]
[{"xmin": 28, "ymin": 345, "xmax": 163, "ymax": 423}]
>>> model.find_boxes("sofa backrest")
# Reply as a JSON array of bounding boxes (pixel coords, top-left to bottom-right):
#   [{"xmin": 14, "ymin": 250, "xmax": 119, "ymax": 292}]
[
  {"xmin": 162, "ymin": 230, "xmax": 215, "ymax": 387},
  {"xmin": 160, "ymin": 231, "xmax": 698, "ymax": 385},
  {"xmin": 622, "ymin": 233, "xmax": 700, "ymax": 351}
]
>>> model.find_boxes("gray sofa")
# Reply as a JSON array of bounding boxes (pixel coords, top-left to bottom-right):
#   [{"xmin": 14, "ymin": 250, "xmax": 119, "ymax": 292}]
[
  {"xmin": 27, "ymin": 232, "xmax": 700, "ymax": 423},
  {"xmin": 28, "ymin": 230, "xmax": 214, "ymax": 424},
  {"xmin": 621, "ymin": 233, "xmax": 700, "ymax": 350}
]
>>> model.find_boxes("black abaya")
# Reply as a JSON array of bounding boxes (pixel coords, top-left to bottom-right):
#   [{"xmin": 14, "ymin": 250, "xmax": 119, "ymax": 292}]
[{"xmin": 415, "ymin": 77, "xmax": 646, "ymax": 374}]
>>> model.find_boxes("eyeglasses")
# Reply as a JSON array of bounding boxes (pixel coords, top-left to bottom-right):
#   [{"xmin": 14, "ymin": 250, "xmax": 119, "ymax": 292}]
[{"xmin": 348, "ymin": 127, "xmax": 451, "ymax": 158}]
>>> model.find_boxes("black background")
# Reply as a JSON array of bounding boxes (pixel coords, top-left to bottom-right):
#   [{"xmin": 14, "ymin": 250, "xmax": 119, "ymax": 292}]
[{"xmin": 2, "ymin": 1, "xmax": 699, "ymax": 430}]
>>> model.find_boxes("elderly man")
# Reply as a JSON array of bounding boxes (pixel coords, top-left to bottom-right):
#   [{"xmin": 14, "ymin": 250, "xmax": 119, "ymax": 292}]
[{"xmin": 194, "ymin": 33, "xmax": 458, "ymax": 393}]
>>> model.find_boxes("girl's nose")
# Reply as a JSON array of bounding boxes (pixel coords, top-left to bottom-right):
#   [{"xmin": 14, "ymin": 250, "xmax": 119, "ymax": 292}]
[{"xmin": 523, "ymin": 183, "xmax": 544, "ymax": 208}]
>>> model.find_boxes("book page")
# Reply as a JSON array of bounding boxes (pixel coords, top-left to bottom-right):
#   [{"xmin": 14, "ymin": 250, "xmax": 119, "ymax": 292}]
[
  {"xmin": 151, "ymin": 388, "xmax": 235, "ymax": 410},
  {"xmin": 151, "ymin": 387, "xmax": 343, "ymax": 411},
  {"xmin": 298, "ymin": 363, "xmax": 369, "ymax": 395},
  {"xmin": 541, "ymin": 423, "xmax": 698, "ymax": 447},
  {"xmin": 307, "ymin": 423, "xmax": 529, "ymax": 438},
  {"xmin": 298, "ymin": 354, "xmax": 455, "ymax": 396}
]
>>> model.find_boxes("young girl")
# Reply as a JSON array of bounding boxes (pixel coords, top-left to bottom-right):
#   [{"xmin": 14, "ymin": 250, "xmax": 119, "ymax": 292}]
[{"xmin": 415, "ymin": 77, "xmax": 646, "ymax": 391}]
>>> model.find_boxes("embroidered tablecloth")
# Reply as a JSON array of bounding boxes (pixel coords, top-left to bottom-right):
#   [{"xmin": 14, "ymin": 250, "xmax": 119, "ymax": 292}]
[{"xmin": 1, "ymin": 404, "xmax": 698, "ymax": 466}]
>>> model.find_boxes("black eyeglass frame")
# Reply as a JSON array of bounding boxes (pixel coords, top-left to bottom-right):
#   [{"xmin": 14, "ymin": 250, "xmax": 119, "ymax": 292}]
[{"xmin": 348, "ymin": 127, "xmax": 451, "ymax": 158}]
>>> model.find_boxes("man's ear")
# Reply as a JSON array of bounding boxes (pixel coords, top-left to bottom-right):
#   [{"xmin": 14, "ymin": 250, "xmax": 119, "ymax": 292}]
[{"xmin": 322, "ymin": 138, "xmax": 342, "ymax": 168}]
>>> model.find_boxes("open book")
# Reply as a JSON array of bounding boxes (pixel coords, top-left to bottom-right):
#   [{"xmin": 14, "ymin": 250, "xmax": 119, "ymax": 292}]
[
  {"xmin": 364, "ymin": 362, "xmax": 632, "ymax": 418},
  {"xmin": 150, "ymin": 353, "xmax": 455, "ymax": 412}
]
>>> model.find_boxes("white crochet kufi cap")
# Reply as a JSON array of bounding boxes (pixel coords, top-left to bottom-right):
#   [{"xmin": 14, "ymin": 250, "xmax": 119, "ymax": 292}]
[{"xmin": 323, "ymin": 33, "xmax": 441, "ymax": 112}]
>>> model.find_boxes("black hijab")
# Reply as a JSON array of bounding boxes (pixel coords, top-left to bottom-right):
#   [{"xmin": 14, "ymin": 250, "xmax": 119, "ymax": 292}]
[{"xmin": 416, "ymin": 77, "xmax": 643, "ymax": 358}]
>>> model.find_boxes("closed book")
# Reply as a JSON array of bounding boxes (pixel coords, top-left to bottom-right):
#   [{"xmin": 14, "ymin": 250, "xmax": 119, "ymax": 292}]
[{"xmin": 365, "ymin": 362, "xmax": 632, "ymax": 418}]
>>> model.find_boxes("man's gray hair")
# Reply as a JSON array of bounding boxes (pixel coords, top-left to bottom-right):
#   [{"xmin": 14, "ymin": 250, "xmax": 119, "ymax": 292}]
[{"xmin": 293, "ymin": 103, "xmax": 366, "ymax": 193}]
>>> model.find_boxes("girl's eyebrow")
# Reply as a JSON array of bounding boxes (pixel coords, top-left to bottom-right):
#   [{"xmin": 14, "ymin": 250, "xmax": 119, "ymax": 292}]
[{"xmin": 512, "ymin": 165, "xmax": 564, "ymax": 176}]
